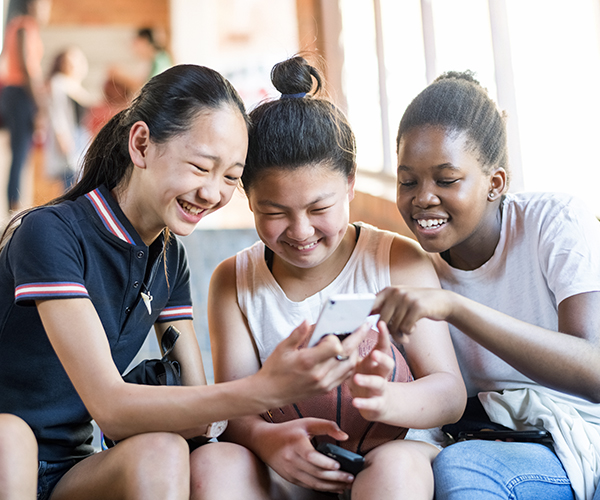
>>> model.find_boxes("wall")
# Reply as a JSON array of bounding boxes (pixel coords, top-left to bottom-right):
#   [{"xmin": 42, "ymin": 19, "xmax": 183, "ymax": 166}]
[{"xmin": 49, "ymin": 0, "xmax": 169, "ymax": 26}]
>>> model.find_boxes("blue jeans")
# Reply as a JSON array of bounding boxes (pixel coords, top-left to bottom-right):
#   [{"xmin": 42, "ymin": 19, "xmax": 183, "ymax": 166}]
[
  {"xmin": 37, "ymin": 458, "xmax": 81, "ymax": 500},
  {"xmin": 433, "ymin": 440, "xmax": 575, "ymax": 499},
  {"xmin": 0, "ymin": 85, "xmax": 36, "ymax": 207}
]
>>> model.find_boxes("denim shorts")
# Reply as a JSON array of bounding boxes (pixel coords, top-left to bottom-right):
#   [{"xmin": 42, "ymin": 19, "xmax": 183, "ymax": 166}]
[{"xmin": 37, "ymin": 458, "xmax": 82, "ymax": 500}]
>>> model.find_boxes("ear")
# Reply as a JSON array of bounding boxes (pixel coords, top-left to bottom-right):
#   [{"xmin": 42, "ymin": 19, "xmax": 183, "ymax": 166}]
[
  {"xmin": 487, "ymin": 167, "xmax": 507, "ymax": 202},
  {"xmin": 347, "ymin": 174, "xmax": 356, "ymax": 203},
  {"xmin": 128, "ymin": 121, "xmax": 151, "ymax": 169}
]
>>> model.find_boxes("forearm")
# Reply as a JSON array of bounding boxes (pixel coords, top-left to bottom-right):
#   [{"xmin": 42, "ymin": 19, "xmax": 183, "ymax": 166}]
[
  {"xmin": 448, "ymin": 293, "xmax": 600, "ymax": 402},
  {"xmin": 219, "ymin": 414, "xmax": 274, "ymax": 460},
  {"xmin": 379, "ymin": 373, "xmax": 466, "ymax": 428},
  {"xmin": 100, "ymin": 372, "xmax": 278, "ymax": 441}
]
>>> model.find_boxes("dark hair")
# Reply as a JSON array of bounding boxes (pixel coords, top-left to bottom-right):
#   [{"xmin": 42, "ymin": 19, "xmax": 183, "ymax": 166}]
[
  {"xmin": 7, "ymin": 0, "xmax": 39, "ymax": 20},
  {"xmin": 242, "ymin": 56, "xmax": 356, "ymax": 192},
  {"xmin": 396, "ymin": 70, "xmax": 509, "ymax": 181},
  {"xmin": 48, "ymin": 50, "xmax": 68, "ymax": 79},
  {"xmin": 1, "ymin": 64, "xmax": 248, "ymax": 246},
  {"xmin": 137, "ymin": 28, "xmax": 161, "ymax": 51},
  {"xmin": 64, "ymin": 63, "xmax": 247, "ymax": 202}
]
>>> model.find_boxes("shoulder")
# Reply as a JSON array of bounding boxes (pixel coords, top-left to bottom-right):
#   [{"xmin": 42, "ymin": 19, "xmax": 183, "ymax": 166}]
[
  {"xmin": 504, "ymin": 191, "xmax": 598, "ymax": 233},
  {"xmin": 389, "ymin": 232, "xmax": 430, "ymax": 266},
  {"xmin": 7, "ymin": 198, "xmax": 115, "ymax": 265},
  {"xmin": 212, "ymin": 255, "xmax": 236, "ymax": 280},
  {"xmin": 504, "ymin": 191, "xmax": 589, "ymax": 218},
  {"xmin": 210, "ymin": 255, "xmax": 237, "ymax": 297},
  {"xmin": 13, "ymin": 205, "xmax": 77, "ymax": 243},
  {"xmin": 388, "ymin": 232, "xmax": 440, "ymax": 287}
]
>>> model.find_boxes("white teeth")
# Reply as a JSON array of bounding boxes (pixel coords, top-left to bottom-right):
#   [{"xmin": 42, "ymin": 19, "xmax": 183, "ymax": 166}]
[
  {"xmin": 180, "ymin": 200, "xmax": 203, "ymax": 215},
  {"xmin": 291, "ymin": 241, "xmax": 318, "ymax": 250},
  {"xmin": 417, "ymin": 219, "xmax": 446, "ymax": 228}
]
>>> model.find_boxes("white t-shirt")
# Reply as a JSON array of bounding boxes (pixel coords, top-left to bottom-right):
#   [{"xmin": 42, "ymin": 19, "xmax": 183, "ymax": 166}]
[
  {"xmin": 235, "ymin": 223, "xmax": 395, "ymax": 364},
  {"xmin": 432, "ymin": 191, "xmax": 600, "ymax": 397}
]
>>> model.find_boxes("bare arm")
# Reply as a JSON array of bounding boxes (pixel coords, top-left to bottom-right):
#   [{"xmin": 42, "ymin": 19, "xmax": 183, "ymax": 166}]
[
  {"xmin": 358, "ymin": 236, "xmax": 466, "ymax": 427},
  {"xmin": 374, "ymin": 283, "xmax": 600, "ymax": 403},
  {"xmin": 35, "ymin": 260, "xmax": 367, "ymax": 443},
  {"xmin": 208, "ymin": 257, "xmax": 359, "ymax": 492}
]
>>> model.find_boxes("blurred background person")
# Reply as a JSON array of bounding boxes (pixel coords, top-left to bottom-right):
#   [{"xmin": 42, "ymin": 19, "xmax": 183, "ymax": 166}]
[
  {"xmin": 82, "ymin": 76, "xmax": 132, "ymax": 139},
  {"xmin": 45, "ymin": 45, "xmax": 93, "ymax": 190},
  {"xmin": 0, "ymin": 0, "xmax": 52, "ymax": 213},
  {"xmin": 108, "ymin": 27, "xmax": 173, "ymax": 96}
]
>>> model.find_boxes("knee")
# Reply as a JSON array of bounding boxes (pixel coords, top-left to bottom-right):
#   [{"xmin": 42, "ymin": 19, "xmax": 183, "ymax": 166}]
[
  {"xmin": 366, "ymin": 439, "xmax": 438, "ymax": 473},
  {"xmin": 116, "ymin": 432, "xmax": 190, "ymax": 497},
  {"xmin": 125, "ymin": 432, "xmax": 189, "ymax": 469},
  {"xmin": 191, "ymin": 441, "xmax": 263, "ymax": 476},
  {"xmin": 0, "ymin": 414, "xmax": 37, "ymax": 456},
  {"xmin": 433, "ymin": 440, "xmax": 488, "ymax": 479},
  {"xmin": 190, "ymin": 442, "xmax": 269, "ymax": 497}
]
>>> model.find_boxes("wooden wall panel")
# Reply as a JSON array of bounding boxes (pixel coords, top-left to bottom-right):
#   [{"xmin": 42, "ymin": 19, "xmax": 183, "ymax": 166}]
[{"xmin": 49, "ymin": 0, "xmax": 169, "ymax": 27}]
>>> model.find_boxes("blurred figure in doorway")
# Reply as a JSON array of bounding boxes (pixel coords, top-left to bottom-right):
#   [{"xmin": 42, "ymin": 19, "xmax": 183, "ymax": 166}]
[
  {"xmin": 45, "ymin": 46, "xmax": 93, "ymax": 190},
  {"xmin": 0, "ymin": 0, "xmax": 52, "ymax": 212},
  {"xmin": 108, "ymin": 27, "xmax": 173, "ymax": 96}
]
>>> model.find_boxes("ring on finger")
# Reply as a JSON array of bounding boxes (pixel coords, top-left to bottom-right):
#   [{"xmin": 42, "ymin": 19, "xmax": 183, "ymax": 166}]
[{"xmin": 335, "ymin": 354, "xmax": 349, "ymax": 362}]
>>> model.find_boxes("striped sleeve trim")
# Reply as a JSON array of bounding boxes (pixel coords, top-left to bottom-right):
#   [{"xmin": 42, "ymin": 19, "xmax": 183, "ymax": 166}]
[
  {"xmin": 157, "ymin": 305, "xmax": 194, "ymax": 321},
  {"xmin": 85, "ymin": 189, "xmax": 135, "ymax": 244},
  {"xmin": 15, "ymin": 282, "xmax": 89, "ymax": 301}
]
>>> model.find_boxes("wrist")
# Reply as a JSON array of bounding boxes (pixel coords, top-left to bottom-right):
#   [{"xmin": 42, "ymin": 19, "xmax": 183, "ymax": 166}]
[
  {"xmin": 444, "ymin": 290, "xmax": 464, "ymax": 325},
  {"xmin": 248, "ymin": 370, "xmax": 284, "ymax": 410}
]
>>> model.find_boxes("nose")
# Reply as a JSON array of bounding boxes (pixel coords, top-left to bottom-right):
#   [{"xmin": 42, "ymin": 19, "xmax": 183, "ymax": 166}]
[
  {"xmin": 286, "ymin": 214, "xmax": 315, "ymax": 241},
  {"xmin": 412, "ymin": 182, "xmax": 440, "ymax": 208},
  {"xmin": 196, "ymin": 177, "xmax": 222, "ymax": 206}
]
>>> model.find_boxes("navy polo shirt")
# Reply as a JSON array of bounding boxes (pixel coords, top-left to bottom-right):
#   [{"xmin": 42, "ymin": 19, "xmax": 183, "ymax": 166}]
[{"xmin": 0, "ymin": 185, "xmax": 194, "ymax": 462}]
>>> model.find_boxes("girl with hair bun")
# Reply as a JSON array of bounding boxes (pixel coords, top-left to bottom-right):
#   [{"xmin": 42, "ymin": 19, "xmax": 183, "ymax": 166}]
[
  {"xmin": 377, "ymin": 70, "xmax": 600, "ymax": 500},
  {"xmin": 209, "ymin": 56, "xmax": 466, "ymax": 499},
  {"xmin": 0, "ymin": 64, "xmax": 367, "ymax": 500}
]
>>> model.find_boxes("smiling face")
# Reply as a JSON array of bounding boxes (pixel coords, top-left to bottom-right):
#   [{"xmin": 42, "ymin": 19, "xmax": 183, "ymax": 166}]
[
  {"xmin": 122, "ymin": 105, "xmax": 248, "ymax": 244},
  {"xmin": 247, "ymin": 164, "xmax": 355, "ymax": 273},
  {"xmin": 396, "ymin": 126, "xmax": 505, "ymax": 270}
]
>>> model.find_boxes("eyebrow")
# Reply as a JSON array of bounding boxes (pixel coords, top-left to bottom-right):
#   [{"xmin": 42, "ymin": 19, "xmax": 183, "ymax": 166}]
[
  {"xmin": 256, "ymin": 192, "xmax": 336, "ymax": 209},
  {"xmin": 397, "ymin": 162, "xmax": 460, "ymax": 173},
  {"xmin": 192, "ymin": 150, "xmax": 245, "ymax": 170}
]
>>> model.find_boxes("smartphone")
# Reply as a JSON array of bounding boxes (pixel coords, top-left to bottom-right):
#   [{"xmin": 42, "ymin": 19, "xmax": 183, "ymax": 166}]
[
  {"xmin": 316, "ymin": 442, "xmax": 365, "ymax": 476},
  {"xmin": 307, "ymin": 293, "xmax": 376, "ymax": 347},
  {"xmin": 458, "ymin": 429, "xmax": 553, "ymax": 444}
]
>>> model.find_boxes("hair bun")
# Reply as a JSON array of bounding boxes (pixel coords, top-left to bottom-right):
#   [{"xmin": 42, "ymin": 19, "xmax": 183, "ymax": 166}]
[
  {"xmin": 271, "ymin": 56, "xmax": 322, "ymax": 96},
  {"xmin": 434, "ymin": 70, "xmax": 481, "ymax": 86}
]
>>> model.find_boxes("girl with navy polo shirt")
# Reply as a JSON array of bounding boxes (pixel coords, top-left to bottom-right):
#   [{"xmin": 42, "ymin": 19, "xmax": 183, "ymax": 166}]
[{"xmin": 0, "ymin": 64, "xmax": 367, "ymax": 500}]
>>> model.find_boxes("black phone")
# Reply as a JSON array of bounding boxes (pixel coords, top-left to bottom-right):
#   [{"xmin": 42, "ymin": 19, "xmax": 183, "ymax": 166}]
[
  {"xmin": 316, "ymin": 442, "xmax": 365, "ymax": 476},
  {"xmin": 458, "ymin": 429, "xmax": 553, "ymax": 444}
]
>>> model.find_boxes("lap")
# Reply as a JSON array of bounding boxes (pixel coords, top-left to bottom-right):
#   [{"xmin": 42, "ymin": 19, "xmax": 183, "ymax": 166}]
[
  {"xmin": 49, "ymin": 432, "xmax": 190, "ymax": 500},
  {"xmin": 433, "ymin": 440, "xmax": 574, "ymax": 500}
]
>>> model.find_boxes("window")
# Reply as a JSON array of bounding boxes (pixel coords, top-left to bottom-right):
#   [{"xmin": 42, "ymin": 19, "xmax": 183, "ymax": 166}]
[{"xmin": 339, "ymin": 0, "xmax": 600, "ymax": 216}]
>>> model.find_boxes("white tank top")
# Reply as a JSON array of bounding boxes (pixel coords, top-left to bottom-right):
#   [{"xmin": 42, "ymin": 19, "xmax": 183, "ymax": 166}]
[{"xmin": 235, "ymin": 223, "xmax": 395, "ymax": 363}]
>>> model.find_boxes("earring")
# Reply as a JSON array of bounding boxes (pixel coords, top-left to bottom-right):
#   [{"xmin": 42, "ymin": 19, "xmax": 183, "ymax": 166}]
[{"xmin": 488, "ymin": 192, "xmax": 495, "ymax": 200}]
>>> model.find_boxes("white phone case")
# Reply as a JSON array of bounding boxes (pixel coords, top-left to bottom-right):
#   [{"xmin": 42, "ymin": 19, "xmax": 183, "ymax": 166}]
[{"xmin": 307, "ymin": 293, "xmax": 376, "ymax": 347}]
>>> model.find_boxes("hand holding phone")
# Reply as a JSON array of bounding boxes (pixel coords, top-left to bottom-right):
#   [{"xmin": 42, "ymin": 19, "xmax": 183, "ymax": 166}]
[
  {"xmin": 316, "ymin": 442, "xmax": 365, "ymax": 476},
  {"xmin": 307, "ymin": 293, "xmax": 376, "ymax": 348}
]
